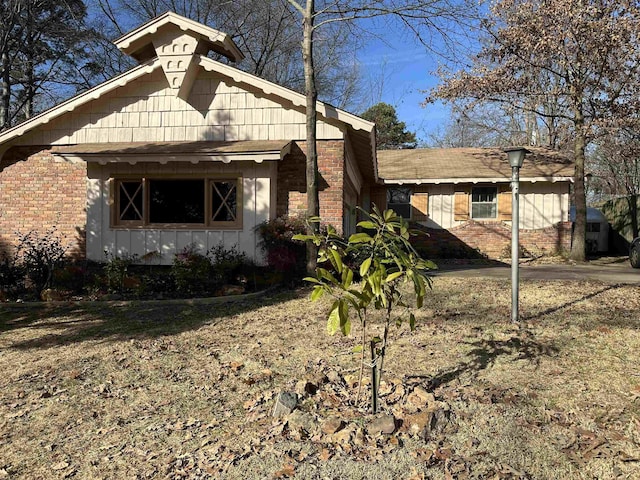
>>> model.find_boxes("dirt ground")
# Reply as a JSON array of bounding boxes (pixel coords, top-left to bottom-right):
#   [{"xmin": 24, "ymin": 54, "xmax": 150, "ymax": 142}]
[{"xmin": 1, "ymin": 276, "xmax": 640, "ymax": 479}]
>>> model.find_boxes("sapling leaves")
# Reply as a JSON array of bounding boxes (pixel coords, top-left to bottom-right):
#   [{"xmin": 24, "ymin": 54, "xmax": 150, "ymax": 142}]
[{"xmin": 297, "ymin": 208, "xmax": 435, "ymax": 412}]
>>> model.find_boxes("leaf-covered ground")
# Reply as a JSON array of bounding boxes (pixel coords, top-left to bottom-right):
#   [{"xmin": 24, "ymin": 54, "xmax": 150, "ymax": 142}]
[{"xmin": 1, "ymin": 277, "xmax": 640, "ymax": 479}]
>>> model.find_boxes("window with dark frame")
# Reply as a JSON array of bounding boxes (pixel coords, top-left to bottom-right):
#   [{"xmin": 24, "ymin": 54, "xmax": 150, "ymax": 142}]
[
  {"xmin": 471, "ymin": 186, "xmax": 498, "ymax": 219},
  {"xmin": 114, "ymin": 177, "xmax": 241, "ymax": 228},
  {"xmin": 387, "ymin": 186, "xmax": 412, "ymax": 219}
]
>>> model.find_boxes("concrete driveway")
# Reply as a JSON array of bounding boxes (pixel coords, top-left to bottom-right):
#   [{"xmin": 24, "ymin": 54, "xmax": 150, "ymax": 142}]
[{"xmin": 435, "ymin": 258, "xmax": 640, "ymax": 285}]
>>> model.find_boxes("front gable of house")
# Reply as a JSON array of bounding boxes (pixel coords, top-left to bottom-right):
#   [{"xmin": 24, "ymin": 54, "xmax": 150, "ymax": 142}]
[{"xmin": 0, "ymin": 12, "xmax": 375, "ymax": 264}]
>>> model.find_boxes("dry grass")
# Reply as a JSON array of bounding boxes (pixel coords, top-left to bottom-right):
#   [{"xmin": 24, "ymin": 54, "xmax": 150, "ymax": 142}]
[{"xmin": 1, "ymin": 277, "xmax": 640, "ymax": 479}]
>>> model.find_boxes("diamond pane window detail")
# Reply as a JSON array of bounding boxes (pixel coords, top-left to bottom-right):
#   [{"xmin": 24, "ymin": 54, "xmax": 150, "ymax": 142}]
[
  {"xmin": 211, "ymin": 181, "xmax": 237, "ymax": 222},
  {"xmin": 118, "ymin": 180, "xmax": 143, "ymax": 222}
]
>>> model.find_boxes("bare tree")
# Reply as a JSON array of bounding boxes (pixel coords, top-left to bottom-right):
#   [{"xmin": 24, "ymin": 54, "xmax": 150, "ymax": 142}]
[
  {"xmin": 431, "ymin": 0, "xmax": 640, "ymax": 262},
  {"xmin": 284, "ymin": 0, "xmax": 479, "ymax": 272},
  {"xmin": 0, "ymin": 0, "xmax": 92, "ymax": 129},
  {"xmin": 590, "ymin": 130, "xmax": 640, "ymax": 238},
  {"xmin": 91, "ymin": 0, "xmax": 363, "ymax": 110}
]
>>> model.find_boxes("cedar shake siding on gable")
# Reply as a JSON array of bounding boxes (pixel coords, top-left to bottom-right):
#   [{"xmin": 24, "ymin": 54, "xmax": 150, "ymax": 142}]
[{"xmin": 0, "ymin": 147, "xmax": 87, "ymax": 258}]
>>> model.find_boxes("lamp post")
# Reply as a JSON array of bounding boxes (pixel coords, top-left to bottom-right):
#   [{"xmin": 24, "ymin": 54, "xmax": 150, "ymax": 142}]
[{"xmin": 504, "ymin": 147, "xmax": 529, "ymax": 323}]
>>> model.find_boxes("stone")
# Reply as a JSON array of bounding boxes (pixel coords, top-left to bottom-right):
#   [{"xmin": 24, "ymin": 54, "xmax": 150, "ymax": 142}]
[
  {"xmin": 407, "ymin": 386, "xmax": 435, "ymax": 408},
  {"xmin": 272, "ymin": 392, "xmax": 298, "ymax": 418},
  {"xmin": 41, "ymin": 288, "xmax": 64, "ymax": 302},
  {"xmin": 354, "ymin": 427, "xmax": 366, "ymax": 446},
  {"xmin": 330, "ymin": 425, "xmax": 355, "ymax": 445},
  {"xmin": 403, "ymin": 411, "xmax": 434, "ymax": 440},
  {"xmin": 321, "ymin": 416, "xmax": 344, "ymax": 435},
  {"xmin": 326, "ymin": 369, "xmax": 342, "ymax": 384},
  {"xmin": 287, "ymin": 410, "xmax": 316, "ymax": 435},
  {"xmin": 367, "ymin": 414, "xmax": 397, "ymax": 436}
]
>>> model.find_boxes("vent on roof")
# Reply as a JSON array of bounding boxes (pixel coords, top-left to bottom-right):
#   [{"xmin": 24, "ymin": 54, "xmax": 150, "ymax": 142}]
[{"xmin": 113, "ymin": 11, "xmax": 244, "ymax": 100}]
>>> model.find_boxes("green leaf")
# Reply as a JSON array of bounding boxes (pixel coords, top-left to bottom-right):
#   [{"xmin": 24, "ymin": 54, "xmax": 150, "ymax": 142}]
[
  {"xmin": 409, "ymin": 312, "xmax": 416, "ymax": 331},
  {"xmin": 349, "ymin": 232, "xmax": 373, "ymax": 244},
  {"xmin": 303, "ymin": 276, "xmax": 322, "ymax": 284},
  {"xmin": 359, "ymin": 257, "xmax": 372, "ymax": 277},
  {"xmin": 329, "ymin": 248, "xmax": 343, "ymax": 273},
  {"xmin": 311, "ymin": 285, "xmax": 324, "ymax": 302},
  {"xmin": 338, "ymin": 299, "xmax": 351, "ymax": 336},
  {"xmin": 385, "ymin": 271, "xmax": 404, "ymax": 283},
  {"xmin": 327, "ymin": 301, "xmax": 340, "ymax": 335},
  {"xmin": 356, "ymin": 220, "xmax": 376, "ymax": 230},
  {"xmin": 352, "ymin": 345, "xmax": 363, "ymax": 353},
  {"xmin": 342, "ymin": 267, "xmax": 353, "ymax": 288}
]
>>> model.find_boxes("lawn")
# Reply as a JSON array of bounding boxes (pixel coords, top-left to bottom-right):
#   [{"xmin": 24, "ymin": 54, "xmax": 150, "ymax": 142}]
[{"xmin": 1, "ymin": 277, "xmax": 639, "ymax": 479}]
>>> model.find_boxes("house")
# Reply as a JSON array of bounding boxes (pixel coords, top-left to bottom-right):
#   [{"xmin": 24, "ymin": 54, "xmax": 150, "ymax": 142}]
[
  {"xmin": 372, "ymin": 148, "xmax": 574, "ymax": 258},
  {"xmin": 0, "ymin": 12, "xmax": 376, "ymax": 265},
  {"xmin": 0, "ymin": 13, "xmax": 574, "ymax": 264}
]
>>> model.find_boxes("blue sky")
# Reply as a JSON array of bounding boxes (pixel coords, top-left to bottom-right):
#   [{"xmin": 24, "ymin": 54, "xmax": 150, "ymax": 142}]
[{"xmin": 355, "ymin": 36, "xmax": 456, "ymax": 145}]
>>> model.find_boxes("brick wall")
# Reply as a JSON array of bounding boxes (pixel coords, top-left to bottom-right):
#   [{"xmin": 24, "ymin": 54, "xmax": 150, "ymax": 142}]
[
  {"xmin": 0, "ymin": 147, "xmax": 87, "ymax": 259},
  {"xmin": 411, "ymin": 220, "xmax": 572, "ymax": 259},
  {"xmin": 276, "ymin": 140, "xmax": 345, "ymax": 233}
]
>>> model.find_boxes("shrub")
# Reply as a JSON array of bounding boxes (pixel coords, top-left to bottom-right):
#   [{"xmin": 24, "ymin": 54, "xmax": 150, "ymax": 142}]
[
  {"xmin": 0, "ymin": 256, "xmax": 25, "ymax": 298},
  {"xmin": 103, "ymin": 251, "xmax": 139, "ymax": 293},
  {"xmin": 15, "ymin": 227, "xmax": 68, "ymax": 295},
  {"xmin": 208, "ymin": 243, "xmax": 251, "ymax": 286},
  {"xmin": 171, "ymin": 244, "xmax": 212, "ymax": 296},
  {"xmin": 255, "ymin": 216, "xmax": 307, "ymax": 274}
]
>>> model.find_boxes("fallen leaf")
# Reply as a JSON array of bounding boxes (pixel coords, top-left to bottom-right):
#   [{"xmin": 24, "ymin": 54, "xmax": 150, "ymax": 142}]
[
  {"xmin": 51, "ymin": 461, "xmax": 69, "ymax": 471},
  {"xmin": 273, "ymin": 463, "xmax": 295, "ymax": 478}
]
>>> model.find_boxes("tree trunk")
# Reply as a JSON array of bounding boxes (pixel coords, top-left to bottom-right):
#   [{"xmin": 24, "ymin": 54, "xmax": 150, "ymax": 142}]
[
  {"xmin": 571, "ymin": 112, "xmax": 587, "ymax": 262},
  {"xmin": 628, "ymin": 195, "xmax": 639, "ymax": 239},
  {"xmin": 1, "ymin": 50, "xmax": 10, "ymax": 129},
  {"xmin": 302, "ymin": 0, "xmax": 319, "ymax": 275}
]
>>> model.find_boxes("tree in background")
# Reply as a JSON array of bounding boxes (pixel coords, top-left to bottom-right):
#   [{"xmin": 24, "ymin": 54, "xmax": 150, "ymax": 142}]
[
  {"xmin": 361, "ymin": 102, "xmax": 417, "ymax": 150},
  {"xmin": 0, "ymin": 0, "xmax": 92, "ymax": 129},
  {"xmin": 589, "ymin": 130, "xmax": 640, "ymax": 238},
  {"xmin": 431, "ymin": 0, "xmax": 640, "ymax": 262},
  {"xmin": 91, "ymin": 0, "xmax": 363, "ymax": 110},
  {"xmin": 428, "ymin": 103, "xmax": 575, "ymax": 149},
  {"xmin": 284, "ymin": 0, "xmax": 478, "ymax": 273}
]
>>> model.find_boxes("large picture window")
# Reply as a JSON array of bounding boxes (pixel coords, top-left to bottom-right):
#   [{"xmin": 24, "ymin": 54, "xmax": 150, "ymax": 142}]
[
  {"xmin": 113, "ymin": 176, "xmax": 242, "ymax": 229},
  {"xmin": 471, "ymin": 186, "xmax": 497, "ymax": 219}
]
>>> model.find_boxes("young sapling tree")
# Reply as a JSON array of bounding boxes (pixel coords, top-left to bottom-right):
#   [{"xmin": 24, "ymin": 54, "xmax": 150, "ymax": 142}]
[{"xmin": 294, "ymin": 207, "xmax": 436, "ymax": 413}]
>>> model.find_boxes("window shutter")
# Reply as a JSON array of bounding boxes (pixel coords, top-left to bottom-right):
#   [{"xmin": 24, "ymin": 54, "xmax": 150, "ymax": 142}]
[
  {"xmin": 498, "ymin": 189, "xmax": 512, "ymax": 220},
  {"xmin": 370, "ymin": 188, "xmax": 387, "ymax": 212},
  {"xmin": 411, "ymin": 193, "xmax": 428, "ymax": 222},
  {"xmin": 454, "ymin": 191, "xmax": 470, "ymax": 221}
]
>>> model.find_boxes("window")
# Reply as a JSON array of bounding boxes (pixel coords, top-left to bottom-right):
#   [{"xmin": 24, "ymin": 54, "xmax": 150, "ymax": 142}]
[
  {"xmin": 387, "ymin": 187, "xmax": 412, "ymax": 219},
  {"xmin": 471, "ymin": 187, "xmax": 497, "ymax": 219},
  {"xmin": 113, "ymin": 176, "xmax": 242, "ymax": 228}
]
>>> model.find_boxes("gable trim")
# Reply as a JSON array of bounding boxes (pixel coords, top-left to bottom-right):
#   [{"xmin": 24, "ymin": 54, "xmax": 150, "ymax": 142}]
[{"xmin": 0, "ymin": 58, "xmax": 163, "ymax": 151}]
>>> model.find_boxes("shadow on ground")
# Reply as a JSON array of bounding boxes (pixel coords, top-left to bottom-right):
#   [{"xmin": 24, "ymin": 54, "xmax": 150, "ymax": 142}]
[
  {"xmin": 410, "ymin": 332, "xmax": 559, "ymax": 390},
  {"xmin": 0, "ymin": 288, "xmax": 301, "ymax": 350}
]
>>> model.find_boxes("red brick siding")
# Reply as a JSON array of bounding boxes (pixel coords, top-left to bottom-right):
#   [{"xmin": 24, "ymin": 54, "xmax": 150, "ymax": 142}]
[
  {"xmin": 411, "ymin": 220, "xmax": 572, "ymax": 259},
  {"xmin": 277, "ymin": 140, "xmax": 345, "ymax": 233},
  {"xmin": 0, "ymin": 147, "xmax": 87, "ymax": 259}
]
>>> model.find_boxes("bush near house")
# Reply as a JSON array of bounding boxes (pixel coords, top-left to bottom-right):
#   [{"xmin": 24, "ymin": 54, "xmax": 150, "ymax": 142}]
[
  {"xmin": 0, "ymin": 233, "xmax": 262, "ymax": 301},
  {"xmin": 255, "ymin": 216, "xmax": 308, "ymax": 277}
]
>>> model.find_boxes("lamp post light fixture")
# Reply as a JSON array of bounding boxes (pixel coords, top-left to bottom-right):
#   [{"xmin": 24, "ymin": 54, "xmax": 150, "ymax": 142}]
[{"xmin": 504, "ymin": 147, "xmax": 530, "ymax": 323}]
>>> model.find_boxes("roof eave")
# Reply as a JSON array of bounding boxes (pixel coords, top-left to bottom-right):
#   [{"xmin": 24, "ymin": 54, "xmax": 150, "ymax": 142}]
[{"xmin": 381, "ymin": 176, "xmax": 575, "ymax": 185}]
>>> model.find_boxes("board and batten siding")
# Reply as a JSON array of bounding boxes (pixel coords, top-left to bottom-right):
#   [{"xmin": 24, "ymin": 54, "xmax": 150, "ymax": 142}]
[
  {"xmin": 86, "ymin": 161, "xmax": 277, "ymax": 265},
  {"xmin": 15, "ymin": 69, "xmax": 343, "ymax": 146},
  {"xmin": 417, "ymin": 182, "xmax": 569, "ymax": 230}
]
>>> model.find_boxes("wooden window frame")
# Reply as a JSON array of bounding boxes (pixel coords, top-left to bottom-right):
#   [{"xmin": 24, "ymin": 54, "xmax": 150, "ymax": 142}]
[{"xmin": 110, "ymin": 174, "xmax": 243, "ymax": 230}]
